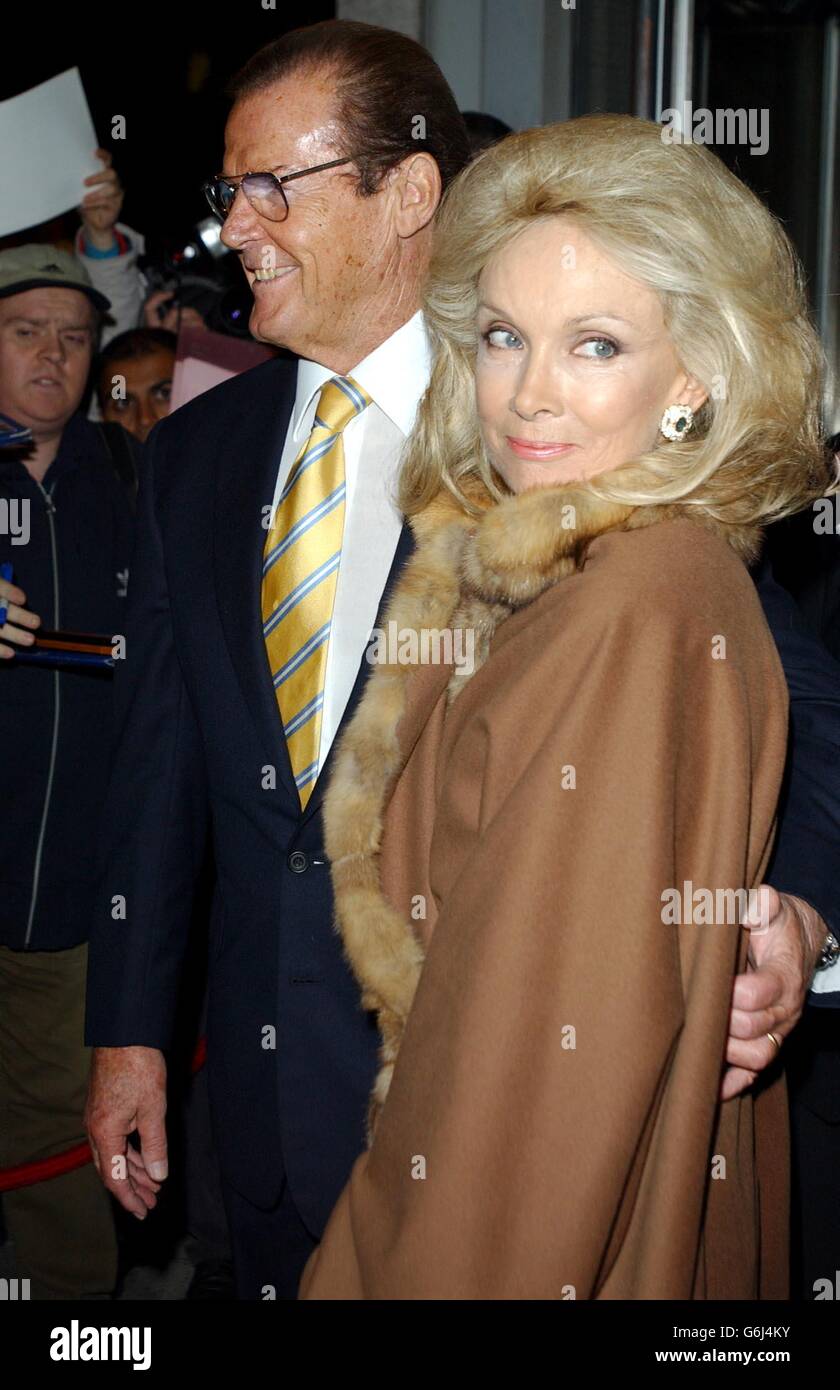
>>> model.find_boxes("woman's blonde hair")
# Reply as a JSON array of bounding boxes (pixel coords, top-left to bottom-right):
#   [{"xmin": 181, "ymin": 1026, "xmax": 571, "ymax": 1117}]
[{"xmin": 400, "ymin": 113, "xmax": 828, "ymax": 524}]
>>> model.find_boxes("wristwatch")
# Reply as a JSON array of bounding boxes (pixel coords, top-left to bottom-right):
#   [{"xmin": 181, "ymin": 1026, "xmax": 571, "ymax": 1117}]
[{"xmin": 816, "ymin": 928, "xmax": 840, "ymax": 971}]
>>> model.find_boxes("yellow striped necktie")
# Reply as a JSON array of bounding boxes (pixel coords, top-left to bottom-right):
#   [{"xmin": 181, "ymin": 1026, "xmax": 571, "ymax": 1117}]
[{"xmin": 262, "ymin": 374, "xmax": 371, "ymax": 808}]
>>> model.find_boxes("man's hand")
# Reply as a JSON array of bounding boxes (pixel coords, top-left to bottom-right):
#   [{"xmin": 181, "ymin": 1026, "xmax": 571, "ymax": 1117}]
[
  {"xmin": 142, "ymin": 288, "xmax": 206, "ymax": 335},
  {"xmin": 85, "ymin": 1046, "xmax": 168, "ymax": 1219},
  {"xmin": 78, "ymin": 148, "xmax": 124, "ymax": 250},
  {"xmin": 0, "ymin": 578, "xmax": 40, "ymax": 659},
  {"xmin": 721, "ymin": 886, "xmax": 828, "ymax": 1100}
]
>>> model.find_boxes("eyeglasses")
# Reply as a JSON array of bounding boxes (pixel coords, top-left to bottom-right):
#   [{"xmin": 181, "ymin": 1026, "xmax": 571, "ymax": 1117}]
[{"xmin": 202, "ymin": 156, "xmax": 357, "ymax": 223}]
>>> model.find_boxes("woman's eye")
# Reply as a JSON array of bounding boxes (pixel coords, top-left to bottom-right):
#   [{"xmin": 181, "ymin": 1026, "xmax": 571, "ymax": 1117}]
[
  {"xmin": 576, "ymin": 337, "xmax": 619, "ymax": 360},
  {"xmin": 483, "ymin": 327, "xmax": 521, "ymax": 350}
]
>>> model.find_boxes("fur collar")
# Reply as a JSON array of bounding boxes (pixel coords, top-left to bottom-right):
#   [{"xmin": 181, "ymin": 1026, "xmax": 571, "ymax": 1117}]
[{"xmin": 323, "ymin": 478, "xmax": 759, "ymax": 1137}]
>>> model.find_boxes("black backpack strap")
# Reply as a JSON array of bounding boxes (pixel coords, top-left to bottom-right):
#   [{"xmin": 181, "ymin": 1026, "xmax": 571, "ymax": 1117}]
[{"xmin": 98, "ymin": 422, "xmax": 140, "ymax": 507}]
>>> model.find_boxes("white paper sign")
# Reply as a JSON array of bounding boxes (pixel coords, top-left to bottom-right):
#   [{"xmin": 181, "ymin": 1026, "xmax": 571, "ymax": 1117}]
[{"xmin": 0, "ymin": 68, "xmax": 101, "ymax": 237}]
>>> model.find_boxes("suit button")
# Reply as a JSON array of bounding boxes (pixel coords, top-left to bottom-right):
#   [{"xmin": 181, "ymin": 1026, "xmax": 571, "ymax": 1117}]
[{"xmin": 288, "ymin": 850, "xmax": 308, "ymax": 874}]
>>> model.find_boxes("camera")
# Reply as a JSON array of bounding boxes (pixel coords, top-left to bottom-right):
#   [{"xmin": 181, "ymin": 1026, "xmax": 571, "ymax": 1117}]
[{"xmin": 138, "ymin": 219, "xmax": 253, "ymax": 338}]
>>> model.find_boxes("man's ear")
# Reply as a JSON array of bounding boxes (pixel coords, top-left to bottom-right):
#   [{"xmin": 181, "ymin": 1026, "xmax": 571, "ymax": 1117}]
[{"xmin": 391, "ymin": 152, "xmax": 441, "ymax": 238}]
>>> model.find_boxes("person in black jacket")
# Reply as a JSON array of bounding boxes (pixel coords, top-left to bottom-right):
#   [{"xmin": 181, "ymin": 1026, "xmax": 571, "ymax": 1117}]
[{"xmin": 0, "ymin": 245, "xmax": 136, "ymax": 1298}]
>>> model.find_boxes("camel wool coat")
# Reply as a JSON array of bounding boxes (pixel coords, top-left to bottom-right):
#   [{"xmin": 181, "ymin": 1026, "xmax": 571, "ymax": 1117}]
[{"xmin": 298, "ymin": 478, "xmax": 790, "ymax": 1300}]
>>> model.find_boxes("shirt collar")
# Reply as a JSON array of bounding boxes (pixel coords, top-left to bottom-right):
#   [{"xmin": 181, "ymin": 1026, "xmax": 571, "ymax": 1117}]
[{"xmin": 291, "ymin": 310, "xmax": 431, "ymax": 440}]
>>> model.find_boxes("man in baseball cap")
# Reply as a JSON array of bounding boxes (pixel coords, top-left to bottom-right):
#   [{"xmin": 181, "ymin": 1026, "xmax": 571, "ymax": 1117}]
[
  {"xmin": 0, "ymin": 244, "xmax": 112, "ymax": 314},
  {"xmin": 0, "ymin": 244, "xmax": 131, "ymax": 1299},
  {"xmin": 0, "ymin": 245, "xmax": 110, "ymax": 447}
]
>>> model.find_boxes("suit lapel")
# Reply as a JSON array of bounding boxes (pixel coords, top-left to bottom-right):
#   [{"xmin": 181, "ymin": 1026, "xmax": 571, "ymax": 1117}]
[
  {"xmin": 213, "ymin": 356, "xmax": 299, "ymax": 802},
  {"xmin": 301, "ymin": 518, "xmax": 417, "ymax": 829}
]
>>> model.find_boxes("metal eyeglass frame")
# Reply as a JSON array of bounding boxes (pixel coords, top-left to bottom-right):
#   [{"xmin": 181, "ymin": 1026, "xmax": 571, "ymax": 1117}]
[{"xmin": 203, "ymin": 156, "xmax": 357, "ymax": 223}]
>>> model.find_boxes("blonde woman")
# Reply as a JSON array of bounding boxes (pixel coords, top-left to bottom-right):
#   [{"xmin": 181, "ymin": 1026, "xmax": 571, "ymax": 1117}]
[{"xmin": 299, "ymin": 114, "xmax": 826, "ymax": 1300}]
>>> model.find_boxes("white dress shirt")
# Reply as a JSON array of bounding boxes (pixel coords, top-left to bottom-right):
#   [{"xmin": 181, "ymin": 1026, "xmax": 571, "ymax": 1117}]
[
  {"xmin": 811, "ymin": 951, "xmax": 840, "ymax": 996},
  {"xmin": 272, "ymin": 310, "xmax": 431, "ymax": 776}
]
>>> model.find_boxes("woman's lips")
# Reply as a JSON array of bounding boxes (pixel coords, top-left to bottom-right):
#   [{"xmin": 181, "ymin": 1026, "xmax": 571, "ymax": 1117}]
[{"xmin": 505, "ymin": 436, "xmax": 577, "ymax": 460}]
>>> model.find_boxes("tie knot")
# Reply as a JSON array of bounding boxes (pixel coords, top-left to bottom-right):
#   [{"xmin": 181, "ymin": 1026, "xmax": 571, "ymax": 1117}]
[{"xmin": 313, "ymin": 375, "xmax": 371, "ymax": 437}]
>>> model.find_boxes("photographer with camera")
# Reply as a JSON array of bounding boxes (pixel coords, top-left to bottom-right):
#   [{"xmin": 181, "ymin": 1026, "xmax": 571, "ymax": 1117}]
[{"xmin": 0, "ymin": 245, "xmax": 139, "ymax": 1299}]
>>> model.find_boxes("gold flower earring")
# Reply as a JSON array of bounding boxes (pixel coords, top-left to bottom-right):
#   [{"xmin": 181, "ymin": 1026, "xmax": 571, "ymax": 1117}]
[{"xmin": 660, "ymin": 404, "xmax": 695, "ymax": 441}]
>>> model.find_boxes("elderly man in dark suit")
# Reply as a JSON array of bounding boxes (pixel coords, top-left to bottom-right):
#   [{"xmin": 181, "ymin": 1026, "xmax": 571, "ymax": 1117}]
[
  {"xmin": 763, "ymin": 463, "xmax": 840, "ymax": 1298},
  {"xmin": 85, "ymin": 20, "xmax": 837, "ymax": 1300}
]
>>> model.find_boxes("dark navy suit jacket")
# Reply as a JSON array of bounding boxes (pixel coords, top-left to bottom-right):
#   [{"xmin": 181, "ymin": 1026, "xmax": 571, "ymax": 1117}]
[
  {"xmin": 755, "ymin": 557, "xmax": 840, "ymax": 1007},
  {"xmin": 85, "ymin": 354, "xmax": 414, "ymax": 1230},
  {"xmin": 85, "ymin": 354, "xmax": 840, "ymax": 1239}
]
